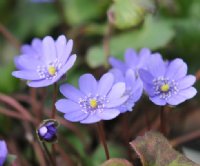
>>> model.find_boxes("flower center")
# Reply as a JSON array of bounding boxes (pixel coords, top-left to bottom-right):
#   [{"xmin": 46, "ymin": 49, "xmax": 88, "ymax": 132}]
[
  {"xmin": 37, "ymin": 59, "xmax": 62, "ymax": 80},
  {"xmin": 153, "ymin": 77, "xmax": 179, "ymax": 100},
  {"xmin": 79, "ymin": 94, "xmax": 108, "ymax": 114},
  {"xmin": 48, "ymin": 66, "xmax": 56, "ymax": 76},
  {"xmin": 160, "ymin": 84, "xmax": 170, "ymax": 92},
  {"xmin": 89, "ymin": 99, "xmax": 97, "ymax": 108}
]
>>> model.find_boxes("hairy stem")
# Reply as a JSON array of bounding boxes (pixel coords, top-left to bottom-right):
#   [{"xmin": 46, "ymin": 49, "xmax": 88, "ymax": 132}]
[
  {"xmin": 41, "ymin": 142, "xmax": 55, "ymax": 166},
  {"xmin": 0, "ymin": 23, "xmax": 21, "ymax": 49},
  {"xmin": 160, "ymin": 106, "xmax": 166, "ymax": 136},
  {"xmin": 51, "ymin": 83, "xmax": 58, "ymax": 119},
  {"xmin": 96, "ymin": 122, "xmax": 110, "ymax": 160},
  {"xmin": 51, "ymin": 83, "xmax": 58, "ymax": 165}
]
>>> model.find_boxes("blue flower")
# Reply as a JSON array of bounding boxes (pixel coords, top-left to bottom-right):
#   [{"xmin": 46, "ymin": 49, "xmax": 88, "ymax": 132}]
[
  {"xmin": 139, "ymin": 55, "xmax": 197, "ymax": 106},
  {"xmin": 0, "ymin": 140, "xmax": 8, "ymax": 166},
  {"xmin": 12, "ymin": 35, "xmax": 76, "ymax": 87},
  {"xmin": 110, "ymin": 69, "xmax": 143, "ymax": 113},
  {"xmin": 109, "ymin": 48, "xmax": 152, "ymax": 74},
  {"xmin": 37, "ymin": 119, "xmax": 58, "ymax": 142},
  {"xmin": 55, "ymin": 73, "xmax": 128, "ymax": 124}
]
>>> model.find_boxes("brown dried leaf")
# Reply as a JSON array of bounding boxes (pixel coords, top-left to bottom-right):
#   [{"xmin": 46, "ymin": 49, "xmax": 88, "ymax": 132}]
[
  {"xmin": 101, "ymin": 158, "xmax": 133, "ymax": 166},
  {"xmin": 130, "ymin": 131, "xmax": 199, "ymax": 166}
]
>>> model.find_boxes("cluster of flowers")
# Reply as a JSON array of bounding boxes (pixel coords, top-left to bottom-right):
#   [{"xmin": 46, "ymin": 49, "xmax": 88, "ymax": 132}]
[{"xmin": 12, "ymin": 35, "xmax": 197, "ymax": 126}]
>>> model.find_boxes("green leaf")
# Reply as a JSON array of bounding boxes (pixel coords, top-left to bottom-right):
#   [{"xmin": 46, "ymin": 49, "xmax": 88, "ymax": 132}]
[
  {"xmin": 108, "ymin": 0, "xmax": 155, "ymax": 29},
  {"xmin": 101, "ymin": 158, "xmax": 133, "ymax": 166},
  {"xmin": 61, "ymin": 0, "xmax": 110, "ymax": 26},
  {"xmin": 86, "ymin": 16, "xmax": 175, "ymax": 68},
  {"xmin": 130, "ymin": 131, "xmax": 199, "ymax": 166}
]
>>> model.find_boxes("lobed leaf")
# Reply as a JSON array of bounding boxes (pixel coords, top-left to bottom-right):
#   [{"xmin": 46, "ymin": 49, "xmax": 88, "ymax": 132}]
[
  {"xmin": 101, "ymin": 158, "xmax": 133, "ymax": 166},
  {"xmin": 130, "ymin": 131, "xmax": 199, "ymax": 166}
]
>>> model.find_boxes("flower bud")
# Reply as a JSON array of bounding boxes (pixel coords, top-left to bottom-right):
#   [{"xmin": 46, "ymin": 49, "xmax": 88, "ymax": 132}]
[{"xmin": 37, "ymin": 119, "xmax": 59, "ymax": 143}]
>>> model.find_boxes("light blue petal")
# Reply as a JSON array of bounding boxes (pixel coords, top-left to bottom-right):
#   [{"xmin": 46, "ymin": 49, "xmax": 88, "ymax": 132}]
[
  {"xmin": 97, "ymin": 73, "xmax": 114, "ymax": 96},
  {"xmin": 147, "ymin": 53, "xmax": 166, "ymax": 77},
  {"xmin": 60, "ymin": 84, "xmax": 84, "ymax": 102},
  {"xmin": 55, "ymin": 99, "xmax": 80, "ymax": 113},
  {"xmin": 150, "ymin": 96, "xmax": 167, "ymax": 106},
  {"xmin": 178, "ymin": 75, "xmax": 196, "ymax": 90},
  {"xmin": 139, "ymin": 69, "xmax": 154, "ymax": 84},
  {"xmin": 79, "ymin": 74, "xmax": 97, "ymax": 95},
  {"xmin": 97, "ymin": 109, "xmax": 120, "ymax": 120},
  {"xmin": 80, "ymin": 114, "xmax": 101, "ymax": 124},
  {"xmin": 64, "ymin": 111, "xmax": 88, "ymax": 122},
  {"xmin": 109, "ymin": 57, "xmax": 127, "ymax": 73},
  {"xmin": 12, "ymin": 70, "xmax": 41, "ymax": 80},
  {"xmin": 165, "ymin": 58, "xmax": 187, "ymax": 80},
  {"xmin": 106, "ymin": 95, "xmax": 128, "ymax": 108},
  {"xmin": 42, "ymin": 36, "xmax": 57, "ymax": 64}
]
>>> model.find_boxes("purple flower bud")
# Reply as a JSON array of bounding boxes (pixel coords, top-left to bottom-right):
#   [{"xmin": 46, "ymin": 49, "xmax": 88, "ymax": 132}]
[
  {"xmin": 0, "ymin": 140, "xmax": 8, "ymax": 166},
  {"xmin": 37, "ymin": 119, "xmax": 58, "ymax": 143}
]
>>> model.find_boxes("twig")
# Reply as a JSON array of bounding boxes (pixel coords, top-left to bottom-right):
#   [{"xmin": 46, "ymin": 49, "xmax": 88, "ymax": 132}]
[
  {"xmin": 0, "ymin": 23, "xmax": 21, "ymax": 49},
  {"xmin": 170, "ymin": 130, "xmax": 200, "ymax": 147},
  {"xmin": 195, "ymin": 70, "xmax": 200, "ymax": 81},
  {"xmin": 0, "ymin": 93, "xmax": 34, "ymax": 123},
  {"xmin": 0, "ymin": 107, "xmax": 33, "ymax": 122},
  {"xmin": 103, "ymin": 23, "xmax": 113, "ymax": 68}
]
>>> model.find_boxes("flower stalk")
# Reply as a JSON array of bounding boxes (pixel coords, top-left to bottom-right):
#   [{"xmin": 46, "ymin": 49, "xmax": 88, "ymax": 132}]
[
  {"xmin": 41, "ymin": 142, "xmax": 55, "ymax": 166},
  {"xmin": 52, "ymin": 83, "xmax": 58, "ymax": 119},
  {"xmin": 160, "ymin": 106, "xmax": 166, "ymax": 136},
  {"xmin": 96, "ymin": 122, "xmax": 110, "ymax": 160},
  {"xmin": 51, "ymin": 83, "xmax": 58, "ymax": 165}
]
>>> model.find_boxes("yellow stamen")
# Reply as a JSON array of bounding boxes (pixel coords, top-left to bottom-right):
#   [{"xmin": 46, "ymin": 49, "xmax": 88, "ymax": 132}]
[
  {"xmin": 161, "ymin": 84, "xmax": 170, "ymax": 92},
  {"xmin": 48, "ymin": 66, "xmax": 56, "ymax": 76},
  {"xmin": 89, "ymin": 99, "xmax": 97, "ymax": 108}
]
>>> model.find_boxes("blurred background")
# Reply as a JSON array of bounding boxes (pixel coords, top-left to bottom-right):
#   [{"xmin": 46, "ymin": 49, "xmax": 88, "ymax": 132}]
[{"xmin": 0, "ymin": 0, "xmax": 200, "ymax": 165}]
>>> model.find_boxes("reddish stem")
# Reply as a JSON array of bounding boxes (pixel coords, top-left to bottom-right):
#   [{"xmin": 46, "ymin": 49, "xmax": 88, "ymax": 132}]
[
  {"xmin": 160, "ymin": 106, "xmax": 166, "ymax": 136},
  {"xmin": 51, "ymin": 83, "xmax": 58, "ymax": 119},
  {"xmin": 96, "ymin": 122, "xmax": 110, "ymax": 160},
  {"xmin": 51, "ymin": 83, "xmax": 58, "ymax": 165}
]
